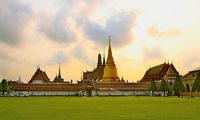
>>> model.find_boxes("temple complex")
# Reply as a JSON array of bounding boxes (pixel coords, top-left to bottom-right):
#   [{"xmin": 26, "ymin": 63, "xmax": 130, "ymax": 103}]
[
  {"xmin": 83, "ymin": 36, "xmax": 124, "ymax": 82},
  {"xmin": 7, "ymin": 36, "xmax": 187, "ymax": 97}
]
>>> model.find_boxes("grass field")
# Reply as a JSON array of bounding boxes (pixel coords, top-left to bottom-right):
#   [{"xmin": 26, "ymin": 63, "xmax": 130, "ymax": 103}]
[{"xmin": 0, "ymin": 96, "xmax": 199, "ymax": 120}]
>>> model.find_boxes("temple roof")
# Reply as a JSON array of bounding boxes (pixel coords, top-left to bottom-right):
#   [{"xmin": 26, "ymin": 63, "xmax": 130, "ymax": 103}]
[
  {"xmin": 29, "ymin": 68, "xmax": 50, "ymax": 83},
  {"xmin": 17, "ymin": 84, "xmax": 78, "ymax": 91},
  {"xmin": 11, "ymin": 82, "xmax": 148, "ymax": 91},
  {"xmin": 83, "ymin": 71, "xmax": 94, "ymax": 80},
  {"xmin": 140, "ymin": 62, "xmax": 178, "ymax": 82},
  {"xmin": 190, "ymin": 67, "xmax": 200, "ymax": 73}
]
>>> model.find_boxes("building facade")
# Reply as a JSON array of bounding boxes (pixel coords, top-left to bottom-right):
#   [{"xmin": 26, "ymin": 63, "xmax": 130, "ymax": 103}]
[
  {"xmin": 140, "ymin": 62, "xmax": 179, "ymax": 87},
  {"xmin": 182, "ymin": 67, "xmax": 200, "ymax": 92},
  {"xmin": 9, "ymin": 80, "xmax": 149, "ymax": 97}
]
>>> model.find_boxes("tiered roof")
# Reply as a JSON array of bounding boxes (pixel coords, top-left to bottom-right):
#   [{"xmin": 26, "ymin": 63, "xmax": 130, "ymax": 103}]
[
  {"xmin": 83, "ymin": 71, "xmax": 94, "ymax": 80},
  {"xmin": 17, "ymin": 84, "xmax": 78, "ymax": 91},
  {"xmin": 190, "ymin": 67, "xmax": 200, "ymax": 73},
  {"xmin": 97, "ymin": 83, "xmax": 148, "ymax": 91},
  {"xmin": 140, "ymin": 63, "xmax": 178, "ymax": 82},
  {"xmin": 29, "ymin": 68, "xmax": 50, "ymax": 83},
  {"xmin": 10, "ymin": 81, "xmax": 148, "ymax": 91}
]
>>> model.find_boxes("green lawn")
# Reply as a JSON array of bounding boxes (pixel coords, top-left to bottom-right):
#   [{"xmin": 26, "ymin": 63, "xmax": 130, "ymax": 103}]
[{"xmin": 0, "ymin": 96, "xmax": 199, "ymax": 120}]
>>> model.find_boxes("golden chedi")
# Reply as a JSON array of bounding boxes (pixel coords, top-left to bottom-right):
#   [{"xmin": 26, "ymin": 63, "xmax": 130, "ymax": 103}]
[{"xmin": 102, "ymin": 36, "xmax": 120, "ymax": 82}]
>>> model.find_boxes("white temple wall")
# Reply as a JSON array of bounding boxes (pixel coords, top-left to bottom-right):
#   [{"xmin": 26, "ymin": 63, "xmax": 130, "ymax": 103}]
[
  {"xmin": 14, "ymin": 91, "xmax": 79, "ymax": 96},
  {"xmin": 13, "ymin": 90, "xmax": 149, "ymax": 96},
  {"xmin": 96, "ymin": 90, "xmax": 149, "ymax": 96}
]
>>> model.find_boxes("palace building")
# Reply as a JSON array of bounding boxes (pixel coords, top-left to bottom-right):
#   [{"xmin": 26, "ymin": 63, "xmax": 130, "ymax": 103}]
[
  {"xmin": 29, "ymin": 67, "xmax": 50, "ymax": 84},
  {"xmin": 182, "ymin": 67, "xmax": 200, "ymax": 92},
  {"xmin": 140, "ymin": 62, "xmax": 179, "ymax": 87}
]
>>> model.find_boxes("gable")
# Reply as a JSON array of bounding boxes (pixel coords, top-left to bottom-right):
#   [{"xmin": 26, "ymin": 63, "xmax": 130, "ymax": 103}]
[
  {"xmin": 29, "ymin": 68, "xmax": 50, "ymax": 83},
  {"xmin": 166, "ymin": 65, "xmax": 177, "ymax": 75}
]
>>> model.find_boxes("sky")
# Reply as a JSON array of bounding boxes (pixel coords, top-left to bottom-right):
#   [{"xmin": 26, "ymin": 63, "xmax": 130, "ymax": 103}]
[{"xmin": 0, "ymin": 0, "xmax": 200, "ymax": 82}]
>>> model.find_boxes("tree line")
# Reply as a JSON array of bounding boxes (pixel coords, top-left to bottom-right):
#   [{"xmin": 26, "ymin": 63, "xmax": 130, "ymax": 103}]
[
  {"xmin": 0, "ymin": 79, "xmax": 11, "ymax": 96},
  {"xmin": 148, "ymin": 72, "xmax": 200, "ymax": 97}
]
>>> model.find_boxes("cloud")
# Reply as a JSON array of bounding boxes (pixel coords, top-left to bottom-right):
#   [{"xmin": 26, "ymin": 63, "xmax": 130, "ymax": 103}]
[
  {"xmin": 0, "ymin": 0, "xmax": 33, "ymax": 46},
  {"xmin": 146, "ymin": 23, "xmax": 180, "ymax": 38},
  {"xmin": 83, "ymin": 10, "xmax": 140, "ymax": 48},
  {"xmin": 182, "ymin": 52, "xmax": 200, "ymax": 69},
  {"xmin": 71, "ymin": 45, "xmax": 95, "ymax": 65},
  {"xmin": 38, "ymin": 8, "xmax": 76, "ymax": 44},
  {"xmin": 47, "ymin": 51, "xmax": 68, "ymax": 65},
  {"xmin": 142, "ymin": 46, "xmax": 164, "ymax": 61}
]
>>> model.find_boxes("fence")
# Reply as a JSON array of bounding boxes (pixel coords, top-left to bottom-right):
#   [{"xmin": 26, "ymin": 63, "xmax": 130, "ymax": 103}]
[{"xmin": 180, "ymin": 92, "xmax": 200, "ymax": 97}]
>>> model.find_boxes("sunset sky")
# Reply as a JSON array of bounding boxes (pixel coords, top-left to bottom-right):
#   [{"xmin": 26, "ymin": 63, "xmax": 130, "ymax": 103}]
[{"xmin": 0, "ymin": 0, "xmax": 200, "ymax": 82}]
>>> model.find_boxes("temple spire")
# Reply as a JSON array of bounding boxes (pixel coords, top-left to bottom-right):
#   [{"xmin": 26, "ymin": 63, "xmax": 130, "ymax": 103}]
[
  {"xmin": 103, "ymin": 47, "xmax": 106, "ymax": 67},
  {"xmin": 102, "ymin": 36, "xmax": 120, "ymax": 82},
  {"xmin": 107, "ymin": 35, "xmax": 114, "ymax": 63},
  {"xmin": 58, "ymin": 64, "xmax": 61, "ymax": 78},
  {"xmin": 97, "ymin": 52, "xmax": 102, "ymax": 66}
]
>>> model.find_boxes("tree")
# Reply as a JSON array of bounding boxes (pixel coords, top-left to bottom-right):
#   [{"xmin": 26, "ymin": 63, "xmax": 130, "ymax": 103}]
[
  {"xmin": 148, "ymin": 79, "xmax": 157, "ymax": 96},
  {"xmin": 159, "ymin": 78, "xmax": 169, "ymax": 96},
  {"xmin": 192, "ymin": 72, "xmax": 200, "ymax": 92},
  {"xmin": 0, "ymin": 82, "xmax": 2, "ymax": 91},
  {"xmin": 1, "ymin": 79, "xmax": 9, "ymax": 96},
  {"xmin": 173, "ymin": 74, "xmax": 185, "ymax": 97}
]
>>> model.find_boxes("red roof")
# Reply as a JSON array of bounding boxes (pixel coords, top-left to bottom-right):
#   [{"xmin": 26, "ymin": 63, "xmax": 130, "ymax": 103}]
[
  {"xmin": 97, "ymin": 83, "xmax": 148, "ymax": 90},
  {"xmin": 10, "ymin": 81, "xmax": 148, "ymax": 91},
  {"xmin": 29, "ymin": 68, "xmax": 50, "ymax": 83},
  {"xmin": 17, "ymin": 84, "xmax": 78, "ymax": 91},
  {"xmin": 140, "ymin": 63, "xmax": 178, "ymax": 82},
  {"xmin": 83, "ymin": 71, "xmax": 94, "ymax": 80}
]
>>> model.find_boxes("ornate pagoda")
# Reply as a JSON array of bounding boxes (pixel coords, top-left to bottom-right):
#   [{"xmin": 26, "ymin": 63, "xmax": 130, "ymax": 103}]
[{"xmin": 101, "ymin": 36, "xmax": 122, "ymax": 82}]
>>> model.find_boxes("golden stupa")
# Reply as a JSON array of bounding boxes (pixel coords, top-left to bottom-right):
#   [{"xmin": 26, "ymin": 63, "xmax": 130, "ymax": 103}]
[{"xmin": 102, "ymin": 36, "xmax": 120, "ymax": 82}]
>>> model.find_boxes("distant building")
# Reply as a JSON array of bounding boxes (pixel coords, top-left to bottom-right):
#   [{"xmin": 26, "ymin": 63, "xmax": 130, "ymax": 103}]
[
  {"xmin": 182, "ymin": 67, "xmax": 200, "ymax": 92},
  {"xmin": 9, "ymin": 80, "xmax": 148, "ymax": 97},
  {"xmin": 101, "ymin": 36, "xmax": 122, "ymax": 82},
  {"xmin": 140, "ymin": 62, "xmax": 179, "ymax": 87},
  {"xmin": 29, "ymin": 68, "xmax": 50, "ymax": 84},
  {"xmin": 83, "ymin": 71, "xmax": 95, "ymax": 81},
  {"xmin": 53, "ymin": 65, "xmax": 64, "ymax": 83},
  {"xmin": 93, "ymin": 53, "xmax": 105, "ymax": 81},
  {"xmin": 83, "ymin": 36, "xmax": 124, "ymax": 82}
]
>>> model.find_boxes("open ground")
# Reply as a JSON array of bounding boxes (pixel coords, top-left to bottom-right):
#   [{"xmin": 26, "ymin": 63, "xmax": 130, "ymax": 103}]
[{"xmin": 0, "ymin": 96, "xmax": 199, "ymax": 120}]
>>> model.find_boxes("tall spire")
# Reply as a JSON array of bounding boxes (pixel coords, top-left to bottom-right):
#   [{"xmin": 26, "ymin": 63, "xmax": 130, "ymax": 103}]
[
  {"xmin": 97, "ymin": 52, "xmax": 102, "ymax": 67},
  {"xmin": 102, "ymin": 36, "xmax": 120, "ymax": 82},
  {"xmin": 103, "ymin": 46, "xmax": 106, "ymax": 67},
  {"xmin": 58, "ymin": 64, "xmax": 61, "ymax": 78},
  {"xmin": 107, "ymin": 35, "xmax": 114, "ymax": 63}
]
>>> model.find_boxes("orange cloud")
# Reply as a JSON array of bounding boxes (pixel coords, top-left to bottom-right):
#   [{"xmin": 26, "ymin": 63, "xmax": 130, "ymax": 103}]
[{"xmin": 146, "ymin": 23, "xmax": 180, "ymax": 38}]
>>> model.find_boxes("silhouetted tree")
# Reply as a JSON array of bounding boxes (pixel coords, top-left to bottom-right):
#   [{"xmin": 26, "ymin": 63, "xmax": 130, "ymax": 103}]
[
  {"xmin": 0, "ymin": 82, "xmax": 2, "ymax": 91},
  {"xmin": 192, "ymin": 72, "xmax": 200, "ymax": 92},
  {"xmin": 148, "ymin": 79, "xmax": 157, "ymax": 96},
  {"xmin": 159, "ymin": 78, "xmax": 169, "ymax": 96},
  {"xmin": 1, "ymin": 79, "xmax": 9, "ymax": 96},
  {"xmin": 173, "ymin": 74, "xmax": 185, "ymax": 97}
]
